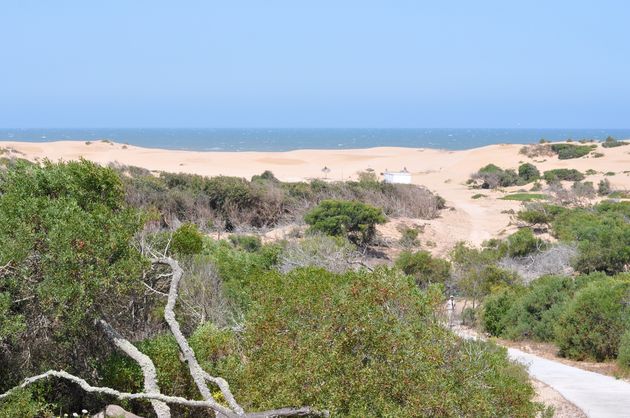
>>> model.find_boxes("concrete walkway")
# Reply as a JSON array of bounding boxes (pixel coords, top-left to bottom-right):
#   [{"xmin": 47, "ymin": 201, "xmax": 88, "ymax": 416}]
[
  {"xmin": 453, "ymin": 327, "xmax": 630, "ymax": 418},
  {"xmin": 507, "ymin": 347, "xmax": 630, "ymax": 418}
]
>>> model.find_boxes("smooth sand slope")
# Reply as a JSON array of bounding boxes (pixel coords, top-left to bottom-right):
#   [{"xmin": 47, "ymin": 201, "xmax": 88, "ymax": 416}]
[{"xmin": 2, "ymin": 140, "xmax": 629, "ymax": 254}]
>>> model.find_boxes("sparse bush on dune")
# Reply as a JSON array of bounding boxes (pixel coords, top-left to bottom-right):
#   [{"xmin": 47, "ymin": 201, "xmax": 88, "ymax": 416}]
[
  {"xmin": 542, "ymin": 168, "xmax": 585, "ymax": 183},
  {"xmin": 115, "ymin": 165, "xmax": 445, "ymax": 231},
  {"xmin": 550, "ymin": 143, "xmax": 596, "ymax": 159},
  {"xmin": 469, "ymin": 163, "xmax": 540, "ymax": 189},
  {"xmin": 602, "ymin": 136, "xmax": 629, "ymax": 148}
]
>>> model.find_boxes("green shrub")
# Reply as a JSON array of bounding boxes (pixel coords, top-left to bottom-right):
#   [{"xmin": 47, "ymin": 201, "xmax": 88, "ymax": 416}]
[
  {"xmin": 598, "ymin": 179, "xmax": 611, "ymax": 196},
  {"xmin": 0, "ymin": 160, "xmax": 147, "ymax": 412},
  {"xmin": 395, "ymin": 250, "xmax": 451, "ymax": 288},
  {"xmin": 234, "ymin": 267, "xmax": 540, "ymax": 417},
  {"xmin": 543, "ymin": 168, "xmax": 585, "ymax": 183},
  {"xmin": 229, "ymin": 234, "xmax": 262, "ymax": 252},
  {"xmin": 555, "ymin": 278, "xmax": 630, "ymax": 361},
  {"xmin": 552, "ymin": 203, "xmax": 630, "ymax": 274},
  {"xmin": 502, "ymin": 275, "xmax": 575, "ymax": 341},
  {"xmin": 482, "ymin": 287, "xmax": 520, "ymax": 337},
  {"xmin": 461, "ymin": 306, "xmax": 478, "ymax": 326},
  {"xmin": 602, "ymin": 136, "xmax": 629, "ymax": 148},
  {"xmin": 617, "ymin": 329, "xmax": 630, "ymax": 371},
  {"xmin": 398, "ymin": 226, "xmax": 420, "ymax": 247},
  {"xmin": 550, "ymin": 143, "xmax": 594, "ymax": 159},
  {"xmin": 172, "ymin": 223, "xmax": 204, "ymax": 255},
  {"xmin": 518, "ymin": 163, "xmax": 540, "ymax": 182},
  {"xmin": 304, "ymin": 199, "xmax": 386, "ymax": 245},
  {"xmin": 506, "ymin": 228, "xmax": 545, "ymax": 257}
]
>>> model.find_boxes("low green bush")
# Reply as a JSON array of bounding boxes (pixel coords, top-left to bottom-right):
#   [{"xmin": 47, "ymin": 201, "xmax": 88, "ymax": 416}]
[
  {"xmin": 172, "ymin": 222, "xmax": 204, "ymax": 255},
  {"xmin": 555, "ymin": 277, "xmax": 630, "ymax": 361},
  {"xmin": 304, "ymin": 199, "xmax": 386, "ymax": 245},
  {"xmin": 501, "ymin": 275, "xmax": 575, "ymax": 341},
  {"xmin": 395, "ymin": 250, "xmax": 451, "ymax": 288},
  {"xmin": 550, "ymin": 143, "xmax": 595, "ymax": 159},
  {"xmin": 617, "ymin": 329, "xmax": 630, "ymax": 371},
  {"xmin": 602, "ymin": 136, "xmax": 629, "ymax": 148},
  {"xmin": 542, "ymin": 168, "xmax": 585, "ymax": 183},
  {"xmin": 505, "ymin": 228, "xmax": 545, "ymax": 257},
  {"xmin": 482, "ymin": 287, "xmax": 520, "ymax": 337},
  {"xmin": 518, "ymin": 163, "xmax": 540, "ymax": 182},
  {"xmin": 229, "ymin": 234, "xmax": 262, "ymax": 252}
]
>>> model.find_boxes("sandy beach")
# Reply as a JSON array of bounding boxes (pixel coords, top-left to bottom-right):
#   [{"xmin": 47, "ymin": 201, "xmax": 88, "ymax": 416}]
[{"xmin": 2, "ymin": 140, "xmax": 629, "ymax": 254}]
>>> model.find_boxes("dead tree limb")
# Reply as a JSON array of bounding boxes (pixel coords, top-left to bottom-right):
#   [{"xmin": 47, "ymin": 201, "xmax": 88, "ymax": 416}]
[
  {"xmin": 0, "ymin": 370, "xmax": 328, "ymax": 417},
  {"xmin": 153, "ymin": 257, "xmax": 245, "ymax": 416},
  {"xmin": 97, "ymin": 320, "xmax": 171, "ymax": 418}
]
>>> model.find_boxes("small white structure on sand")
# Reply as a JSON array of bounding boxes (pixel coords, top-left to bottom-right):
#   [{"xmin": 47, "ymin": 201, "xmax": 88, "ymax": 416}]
[{"xmin": 383, "ymin": 168, "xmax": 411, "ymax": 184}]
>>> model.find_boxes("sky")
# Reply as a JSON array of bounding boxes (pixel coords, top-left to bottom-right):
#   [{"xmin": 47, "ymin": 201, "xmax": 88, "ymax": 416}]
[{"xmin": 0, "ymin": 1, "xmax": 628, "ymax": 128}]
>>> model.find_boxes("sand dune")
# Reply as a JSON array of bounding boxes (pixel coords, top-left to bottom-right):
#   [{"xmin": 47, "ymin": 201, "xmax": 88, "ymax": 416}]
[{"xmin": 1, "ymin": 139, "xmax": 629, "ymax": 252}]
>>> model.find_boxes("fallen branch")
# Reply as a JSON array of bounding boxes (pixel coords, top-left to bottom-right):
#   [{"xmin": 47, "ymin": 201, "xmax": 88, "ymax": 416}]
[
  {"xmin": 0, "ymin": 371, "xmax": 328, "ymax": 417},
  {"xmin": 153, "ymin": 257, "xmax": 245, "ymax": 416},
  {"xmin": 98, "ymin": 320, "xmax": 171, "ymax": 418}
]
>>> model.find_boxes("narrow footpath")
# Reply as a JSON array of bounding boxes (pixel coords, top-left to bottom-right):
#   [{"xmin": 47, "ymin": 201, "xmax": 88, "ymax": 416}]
[{"xmin": 455, "ymin": 327, "xmax": 630, "ymax": 418}]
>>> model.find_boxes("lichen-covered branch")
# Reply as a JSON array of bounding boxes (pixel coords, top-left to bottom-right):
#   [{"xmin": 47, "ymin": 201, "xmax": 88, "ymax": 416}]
[
  {"xmin": 0, "ymin": 370, "xmax": 328, "ymax": 417},
  {"xmin": 97, "ymin": 320, "xmax": 171, "ymax": 418},
  {"xmin": 153, "ymin": 257, "xmax": 245, "ymax": 415}
]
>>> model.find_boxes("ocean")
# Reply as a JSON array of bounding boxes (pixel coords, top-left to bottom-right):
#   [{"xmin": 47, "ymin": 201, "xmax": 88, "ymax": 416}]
[{"xmin": 1, "ymin": 128, "xmax": 629, "ymax": 152}]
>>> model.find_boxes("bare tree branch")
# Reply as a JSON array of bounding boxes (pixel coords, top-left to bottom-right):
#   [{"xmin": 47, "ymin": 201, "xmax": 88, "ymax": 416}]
[
  {"xmin": 0, "ymin": 370, "xmax": 328, "ymax": 417},
  {"xmin": 98, "ymin": 320, "xmax": 171, "ymax": 418},
  {"xmin": 153, "ymin": 257, "xmax": 245, "ymax": 416}
]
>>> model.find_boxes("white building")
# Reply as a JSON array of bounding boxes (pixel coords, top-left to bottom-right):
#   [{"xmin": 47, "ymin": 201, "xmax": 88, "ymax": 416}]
[{"xmin": 383, "ymin": 168, "xmax": 411, "ymax": 184}]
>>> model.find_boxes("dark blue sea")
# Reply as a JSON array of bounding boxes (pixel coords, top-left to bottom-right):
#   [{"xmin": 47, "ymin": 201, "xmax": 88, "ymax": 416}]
[{"xmin": 1, "ymin": 128, "xmax": 629, "ymax": 152}]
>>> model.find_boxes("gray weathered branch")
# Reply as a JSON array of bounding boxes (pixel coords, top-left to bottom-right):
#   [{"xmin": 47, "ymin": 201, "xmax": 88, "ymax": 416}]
[
  {"xmin": 97, "ymin": 320, "xmax": 171, "ymax": 418},
  {"xmin": 0, "ymin": 370, "xmax": 328, "ymax": 417},
  {"xmin": 153, "ymin": 257, "xmax": 245, "ymax": 416}
]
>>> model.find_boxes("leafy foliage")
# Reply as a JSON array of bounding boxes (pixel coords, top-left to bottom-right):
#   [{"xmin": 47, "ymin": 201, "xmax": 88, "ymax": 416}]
[
  {"xmin": 555, "ymin": 277, "xmax": 630, "ymax": 361},
  {"xmin": 304, "ymin": 199, "xmax": 386, "ymax": 244},
  {"xmin": 542, "ymin": 168, "xmax": 585, "ymax": 183},
  {"xmin": 550, "ymin": 143, "xmax": 595, "ymax": 159},
  {"xmin": 395, "ymin": 250, "xmax": 451, "ymax": 288},
  {"xmin": 0, "ymin": 160, "xmax": 147, "ymax": 411},
  {"xmin": 172, "ymin": 222, "xmax": 204, "ymax": 256}
]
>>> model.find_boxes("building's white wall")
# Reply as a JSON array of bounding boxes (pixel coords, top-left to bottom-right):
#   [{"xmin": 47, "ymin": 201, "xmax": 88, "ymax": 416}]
[{"xmin": 383, "ymin": 172, "xmax": 411, "ymax": 184}]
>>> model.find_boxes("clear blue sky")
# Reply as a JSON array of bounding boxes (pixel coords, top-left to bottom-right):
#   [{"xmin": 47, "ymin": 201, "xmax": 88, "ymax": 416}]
[{"xmin": 1, "ymin": 1, "xmax": 628, "ymax": 128}]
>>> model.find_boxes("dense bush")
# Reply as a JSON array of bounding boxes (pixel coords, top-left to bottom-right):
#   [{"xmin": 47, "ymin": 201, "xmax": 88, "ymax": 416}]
[
  {"xmin": 469, "ymin": 163, "xmax": 539, "ymax": 189},
  {"xmin": 550, "ymin": 143, "xmax": 595, "ymax": 159},
  {"xmin": 553, "ymin": 204, "xmax": 630, "ymax": 274},
  {"xmin": 617, "ymin": 329, "xmax": 630, "ymax": 371},
  {"xmin": 602, "ymin": 136, "xmax": 629, "ymax": 148},
  {"xmin": 451, "ymin": 243, "xmax": 520, "ymax": 305},
  {"xmin": 104, "ymin": 267, "xmax": 543, "ymax": 417},
  {"xmin": 0, "ymin": 160, "xmax": 148, "ymax": 413},
  {"xmin": 481, "ymin": 287, "xmax": 521, "ymax": 337},
  {"xmin": 517, "ymin": 163, "xmax": 540, "ymax": 183},
  {"xmin": 501, "ymin": 275, "xmax": 576, "ymax": 341},
  {"xmin": 172, "ymin": 222, "xmax": 204, "ymax": 255},
  {"xmin": 505, "ymin": 228, "xmax": 545, "ymax": 257},
  {"xmin": 542, "ymin": 168, "xmax": 585, "ymax": 183},
  {"xmin": 228, "ymin": 234, "xmax": 262, "ymax": 252},
  {"xmin": 304, "ymin": 199, "xmax": 386, "ymax": 245},
  {"xmin": 395, "ymin": 250, "xmax": 451, "ymax": 288},
  {"xmin": 555, "ymin": 277, "xmax": 630, "ymax": 361},
  {"xmin": 117, "ymin": 166, "xmax": 444, "ymax": 230},
  {"xmin": 236, "ymin": 267, "xmax": 542, "ymax": 417}
]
